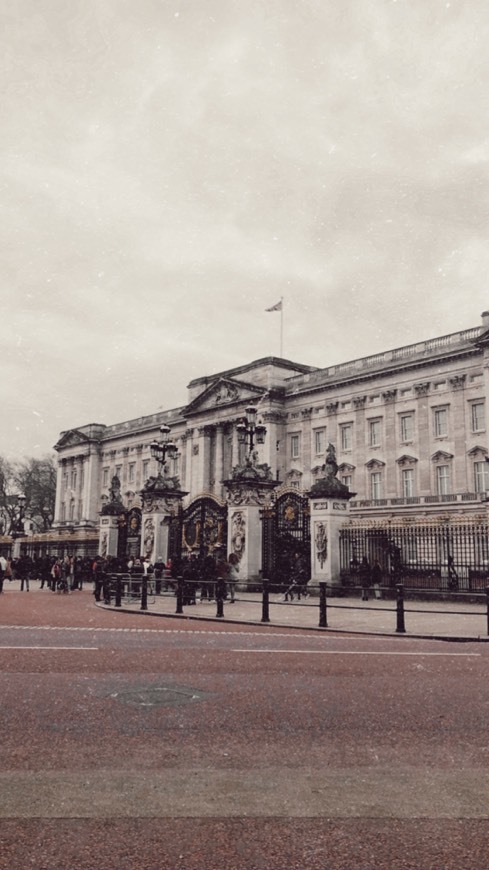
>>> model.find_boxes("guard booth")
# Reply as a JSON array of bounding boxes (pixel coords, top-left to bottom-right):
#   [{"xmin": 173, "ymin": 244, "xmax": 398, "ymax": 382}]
[{"xmin": 261, "ymin": 489, "xmax": 311, "ymax": 591}]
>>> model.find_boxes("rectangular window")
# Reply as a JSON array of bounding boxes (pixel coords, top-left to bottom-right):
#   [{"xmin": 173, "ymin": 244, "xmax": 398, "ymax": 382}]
[
  {"xmin": 313, "ymin": 428, "xmax": 325, "ymax": 456},
  {"xmin": 71, "ymin": 469, "xmax": 77, "ymax": 490},
  {"xmin": 128, "ymin": 463, "xmax": 135, "ymax": 484},
  {"xmin": 370, "ymin": 472, "xmax": 382, "ymax": 500},
  {"xmin": 290, "ymin": 434, "xmax": 300, "ymax": 459},
  {"xmin": 402, "ymin": 468, "xmax": 414, "ymax": 498},
  {"xmin": 474, "ymin": 461, "xmax": 489, "ymax": 493},
  {"xmin": 400, "ymin": 414, "xmax": 414, "ymax": 442},
  {"xmin": 369, "ymin": 419, "xmax": 381, "ymax": 447},
  {"xmin": 436, "ymin": 465, "xmax": 451, "ymax": 495},
  {"xmin": 340, "ymin": 424, "xmax": 353, "ymax": 451},
  {"xmin": 472, "ymin": 402, "xmax": 485, "ymax": 432},
  {"xmin": 434, "ymin": 407, "xmax": 448, "ymax": 437},
  {"xmin": 142, "ymin": 460, "xmax": 150, "ymax": 481},
  {"xmin": 102, "ymin": 468, "xmax": 109, "ymax": 487},
  {"xmin": 342, "ymin": 475, "xmax": 352, "ymax": 491},
  {"xmin": 115, "ymin": 464, "xmax": 122, "ymax": 480}
]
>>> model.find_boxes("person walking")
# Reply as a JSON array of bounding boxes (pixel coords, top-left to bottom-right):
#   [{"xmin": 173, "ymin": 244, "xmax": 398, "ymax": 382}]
[
  {"xmin": 153, "ymin": 556, "xmax": 165, "ymax": 595},
  {"xmin": 0, "ymin": 554, "xmax": 6, "ymax": 593},
  {"xmin": 359, "ymin": 556, "xmax": 371, "ymax": 601},
  {"xmin": 371, "ymin": 560, "xmax": 383, "ymax": 600},
  {"xmin": 227, "ymin": 553, "xmax": 239, "ymax": 603}
]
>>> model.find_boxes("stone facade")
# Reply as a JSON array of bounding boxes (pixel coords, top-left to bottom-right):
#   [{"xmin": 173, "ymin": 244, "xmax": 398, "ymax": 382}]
[{"xmin": 53, "ymin": 313, "xmax": 489, "ymax": 532}]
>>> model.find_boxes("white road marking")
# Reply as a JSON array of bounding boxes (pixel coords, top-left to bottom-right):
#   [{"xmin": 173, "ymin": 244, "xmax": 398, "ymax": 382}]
[
  {"xmin": 0, "ymin": 646, "xmax": 99, "ymax": 651},
  {"xmin": 233, "ymin": 649, "xmax": 480, "ymax": 656}
]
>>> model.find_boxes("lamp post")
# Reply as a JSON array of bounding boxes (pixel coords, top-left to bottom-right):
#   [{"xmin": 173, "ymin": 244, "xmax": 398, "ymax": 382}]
[
  {"xmin": 12, "ymin": 494, "xmax": 26, "ymax": 537},
  {"xmin": 42, "ymin": 506, "xmax": 53, "ymax": 531},
  {"xmin": 236, "ymin": 406, "xmax": 267, "ymax": 463},
  {"xmin": 10, "ymin": 494, "xmax": 26, "ymax": 559},
  {"xmin": 150, "ymin": 425, "xmax": 179, "ymax": 481}
]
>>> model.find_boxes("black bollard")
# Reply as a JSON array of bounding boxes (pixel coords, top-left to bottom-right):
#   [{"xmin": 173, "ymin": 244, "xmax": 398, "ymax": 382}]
[
  {"xmin": 115, "ymin": 575, "xmax": 122, "ymax": 608},
  {"xmin": 176, "ymin": 575, "xmax": 184, "ymax": 614},
  {"xmin": 396, "ymin": 583, "xmax": 406, "ymax": 633},
  {"xmin": 319, "ymin": 582, "xmax": 328, "ymax": 628},
  {"xmin": 140, "ymin": 575, "xmax": 148, "ymax": 611},
  {"xmin": 216, "ymin": 578, "xmax": 225, "ymax": 618},
  {"xmin": 261, "ymin": 578, "xmax": 270, "ymax": 623}
]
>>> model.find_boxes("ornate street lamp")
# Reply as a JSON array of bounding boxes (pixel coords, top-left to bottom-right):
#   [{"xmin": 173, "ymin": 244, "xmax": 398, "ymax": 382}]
[
  {"xmin": 11, "ymin": 494, "xmax": 26, "ymax": 537},
  {"xmin": 236, "ymin": 406, "xmax": 267, "ymax": 460},
  {"xmin": 42, "ymin": 506, "xmax": 53, "ymax": 531},
  {"xmin": 150, "ymin": 425, "xmax": 178, "ymax": 472}
]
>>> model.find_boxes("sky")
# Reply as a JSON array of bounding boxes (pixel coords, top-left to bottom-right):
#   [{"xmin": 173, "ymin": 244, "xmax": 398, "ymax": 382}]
[{"xmin": 2, "ymin": 0, "xmax": 489, "ymax": 460}]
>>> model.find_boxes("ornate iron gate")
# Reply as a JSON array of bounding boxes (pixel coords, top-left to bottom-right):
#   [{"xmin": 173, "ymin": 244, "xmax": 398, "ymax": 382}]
[
  {"xmin": 117, "ymin": 507, "xmax": 142, "ymax": 560},
  {"xmin": 168, "ymin": 496, "xmax": 228, "ymax": 563},
  {"xmin": 262, "ymin": 490, "xmax": 311, "ymax": 589},
  {"xmin": 339, "ymin": 519, "xmax": 489, "ymax": 591}
]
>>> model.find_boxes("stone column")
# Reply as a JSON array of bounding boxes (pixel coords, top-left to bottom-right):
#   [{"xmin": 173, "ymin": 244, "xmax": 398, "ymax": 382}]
[
  {"xmin": 301, "ymin": 408, "xmax": 313, "ymax": 490},
  {"xmin": 53, "ymin": 459, "xmax": 65, "ymax": 525},
  {"xmin": 214, "ymin": 424, "xmax": 224, "ymax": 499},
  {"xmin": 196, "ymin": 426, "xmax": 212, "ymax": 493},
  {"xmin": 184, "ymin": 429, "xmax": 194, "ymax": 494},
  {"xmin": 413, "ymin": 382, "xmax": 431, "ymax": 495},
  {"xmin": 449, "ymin": 375, "xmax": 467, "ymax": 491},
  {"xmin": 382, "ymin": 390, "xmax": 398, "ymax": 496}
]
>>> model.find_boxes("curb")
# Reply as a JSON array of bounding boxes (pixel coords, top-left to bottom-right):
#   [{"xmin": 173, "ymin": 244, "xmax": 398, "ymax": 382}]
[{"xmin": 95, "ymin": 602, "xmax": 489, "ymax": 643}]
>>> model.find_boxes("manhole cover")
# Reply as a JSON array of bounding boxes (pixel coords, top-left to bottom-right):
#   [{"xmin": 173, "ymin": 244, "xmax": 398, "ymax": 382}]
[{"xmin": 109, "ymin": 685, "xmax": 210, "ymax": 708}]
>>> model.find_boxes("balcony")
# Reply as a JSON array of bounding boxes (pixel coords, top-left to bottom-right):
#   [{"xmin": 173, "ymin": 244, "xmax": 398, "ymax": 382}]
[{"xmin": 350, "ymin": 492, "xmax": 486, "ymax": 511}]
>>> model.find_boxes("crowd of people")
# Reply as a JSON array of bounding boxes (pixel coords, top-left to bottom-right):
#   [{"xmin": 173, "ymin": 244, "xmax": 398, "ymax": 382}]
[{"xmin": 0, "ymin": 554, "xmax": 96, "ymax": 594}]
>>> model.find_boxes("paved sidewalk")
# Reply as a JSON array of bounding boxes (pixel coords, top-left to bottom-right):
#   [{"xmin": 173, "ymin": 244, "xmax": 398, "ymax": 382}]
[{"xmin": 99, "ymin": 588, "xmax": 489, "ymax": 641}]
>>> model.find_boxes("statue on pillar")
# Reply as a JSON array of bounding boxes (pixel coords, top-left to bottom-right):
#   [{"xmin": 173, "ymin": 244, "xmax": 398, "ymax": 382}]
[{"xmin": 308, "ymin": 443, "xmax": 354, "ymax": 499}]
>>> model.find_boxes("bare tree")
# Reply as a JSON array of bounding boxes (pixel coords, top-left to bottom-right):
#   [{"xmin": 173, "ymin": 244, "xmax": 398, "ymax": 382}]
[
  {"xmin": 14, "ymin": 455, "xmax": 57, "ymax": 531},
  {"xmin": 0, "ymin": 455, "xmax": 57, "ymax": 534}
]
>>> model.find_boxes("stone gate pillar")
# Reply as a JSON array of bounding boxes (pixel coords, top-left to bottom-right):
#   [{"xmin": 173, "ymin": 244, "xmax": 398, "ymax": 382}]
[
  {"xmin": 99, "ymin": 475, "xmax": 125, "ymax": 557},
  {"xmin": 308, "ymin": 444, "xmax": 355, "ymax": 587},
  {"xmin": 140, "ymin": 468, "xmax": 187, "ymax": 564},
  {"xmin": 223, "ymin": 458, "xmax": 279, "ymax": 582}
]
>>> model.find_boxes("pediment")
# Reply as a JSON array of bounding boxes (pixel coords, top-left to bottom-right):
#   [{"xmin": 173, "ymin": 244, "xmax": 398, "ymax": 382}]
[
  {"xmin": 338, "ymin": 462, "xmax": 355, "ymax": 473},
  {"xmin": 467, "ymin": 445, "xmax": 488, "ymax": 457},
  {"xmin": 54, "ymin": 429, "xmax": 91, "ymax": 451},
  {"xmin": 431, "ymin": 450, "xmax": 454, "ymax": 462},
  {"xmin": 396, "ymin": 454, "xmax": 418, "ymax": 466},
  {"xmin": 185, "ymin": 377, "xmax": 266, "ymax": 416},
  {"xmin": 365, "ymin": 458, "xmax": 386, "ymax": 470}
]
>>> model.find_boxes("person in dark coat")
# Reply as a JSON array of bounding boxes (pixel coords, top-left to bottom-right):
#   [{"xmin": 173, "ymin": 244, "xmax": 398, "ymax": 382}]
[{"xmin": 359, "ymin": 556, "xmax": 371, "ymax": 601}]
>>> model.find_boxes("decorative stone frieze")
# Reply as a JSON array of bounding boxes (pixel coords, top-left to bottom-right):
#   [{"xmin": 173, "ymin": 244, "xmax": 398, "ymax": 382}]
[
  {"xmin": 413, "ymin": 382, "xmax": 430, "ymax": 397},
  {"xmin": 449, "ymin": 375, "xmax": 467, "ymax": 390}
]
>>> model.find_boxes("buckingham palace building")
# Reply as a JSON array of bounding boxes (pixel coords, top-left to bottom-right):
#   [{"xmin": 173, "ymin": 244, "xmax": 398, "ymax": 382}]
[{"xmin": 47, "ymin": 311, "xmax": 489, "ymax": 584}]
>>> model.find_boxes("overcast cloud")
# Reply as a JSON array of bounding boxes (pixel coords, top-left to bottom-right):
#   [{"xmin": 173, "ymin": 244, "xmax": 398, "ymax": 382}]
[{"xmin": 2, "ymin": 0, "xmax": 489, "ymax": 459}]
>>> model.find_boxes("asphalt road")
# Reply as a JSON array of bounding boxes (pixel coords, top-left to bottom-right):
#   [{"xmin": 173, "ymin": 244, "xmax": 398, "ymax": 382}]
[{"xmin": 1, "ymin": 586, "xmax": 489, "ymax": 869}]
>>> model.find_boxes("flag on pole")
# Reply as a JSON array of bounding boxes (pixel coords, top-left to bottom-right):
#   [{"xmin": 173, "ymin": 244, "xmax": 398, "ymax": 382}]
[{"xmin": 265, "ymin": 300, "xmax": 282, "ymax": 312}]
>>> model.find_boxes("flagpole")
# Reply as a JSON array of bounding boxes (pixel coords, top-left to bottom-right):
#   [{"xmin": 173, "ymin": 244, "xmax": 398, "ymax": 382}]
[{"xmin": 280, "ymin": 296, "xmax": 284, "ymax": 358}]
